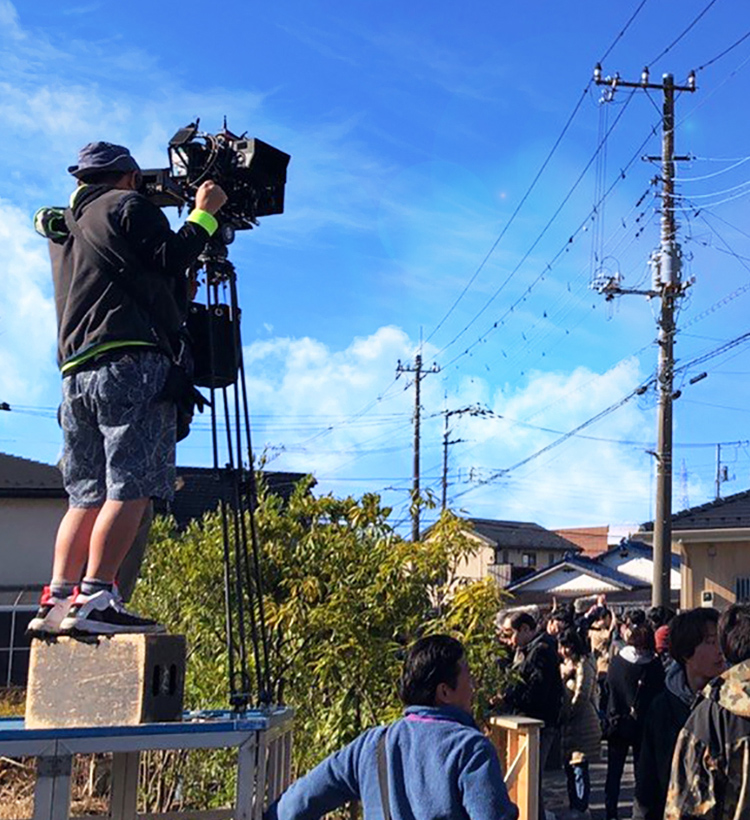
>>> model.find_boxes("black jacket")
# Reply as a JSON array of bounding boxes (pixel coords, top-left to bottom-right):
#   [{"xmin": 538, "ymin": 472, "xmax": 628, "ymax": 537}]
[
  {"xmin": 605, "ymin": 650, "xmax": 665, "ymax": 744},
  {"xmin": 633, "ymin": 683, "xmax": 691, "ymax": 820},
  {"xmin": 47, "ymin": 185, "xmax": 210, "ymax": 369},
  {"xmin": 503, "ymin": 632, "xmax": 563, "ymax": 727}
]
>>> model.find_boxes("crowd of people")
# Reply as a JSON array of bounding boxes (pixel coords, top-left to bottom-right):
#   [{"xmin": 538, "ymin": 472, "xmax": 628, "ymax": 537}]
[{"xmin": 496, "ymin": 598, "xmax": 747, "ymax": 820}]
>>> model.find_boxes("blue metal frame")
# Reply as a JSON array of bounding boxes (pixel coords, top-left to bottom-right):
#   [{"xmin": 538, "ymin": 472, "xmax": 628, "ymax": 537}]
[{"xmin": 0, "ymin": 708, "xmax": 294, "ymax": 820}]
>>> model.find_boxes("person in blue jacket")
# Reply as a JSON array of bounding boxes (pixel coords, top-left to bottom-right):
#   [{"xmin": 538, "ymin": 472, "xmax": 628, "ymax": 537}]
[{"xmin": 266, "ymin": 634, "xmax": 518, "ymax": 820}]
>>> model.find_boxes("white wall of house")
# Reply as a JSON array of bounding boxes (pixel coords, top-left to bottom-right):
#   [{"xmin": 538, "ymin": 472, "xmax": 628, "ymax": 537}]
[
  {"xmin": 600, "ymin": 553, "xmax": 680, "ymax": 590},
  {"xmin": 1, "ymin": 498, "xmax": 65, "ymax": 586},
  {"xmin": 514, "ymin": 567, "xmax": 621, "ymax": 593},
  {"xmin": 550, "ymin": 575, "xmax": 621, "ymax": 593}
]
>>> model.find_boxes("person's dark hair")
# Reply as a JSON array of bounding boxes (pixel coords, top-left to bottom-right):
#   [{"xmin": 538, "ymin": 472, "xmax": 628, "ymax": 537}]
[
  {"xmin": 549, "ymin": 606, "xmax": 574, "ymax": 625},
  {"xmin": 399, "ymin": 634, "xmax": 465, "ymax": 706},
  {"xmin": 508, "ymin": 611, "xmax": 537, "ymax": 631},
  {"xmin": 590, "ymin": 605, "xmax": 611, "ymax": 622},
  {"xmin": 623, "ymin": 608, "xmax": 646, "ymax": 627},
  {"xmin": 623, "ymin": 608, "xmax": 656, "ymax": 651},
  {"xmin": 719, "ymin": 604, "xmax": 750, "ymax": 666},
  {"xmin": 558, "ymin": 628, "xmax": 586, "ymax": 660},
  {"xmin": 77, "ymin": 169, "xmax": 129, "ymax": 186},
  {"xmin": 647, "ymin": 605, "xmax": 676, "ymax": 630},
  {"xmin": 669, "ymin": 607, "xmax": 719, "ymax": 664}
]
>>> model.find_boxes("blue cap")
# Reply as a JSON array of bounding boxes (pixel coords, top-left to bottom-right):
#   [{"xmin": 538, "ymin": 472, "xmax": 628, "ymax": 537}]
[{"xmin": 68, "ymin": 141, "xmax": 141, "ymax": 179}]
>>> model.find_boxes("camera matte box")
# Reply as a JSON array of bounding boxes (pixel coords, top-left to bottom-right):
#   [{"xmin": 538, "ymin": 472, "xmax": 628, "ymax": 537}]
[{"xmin": 25, "ymin": 634, "xmax": 186, "ymax": 729}]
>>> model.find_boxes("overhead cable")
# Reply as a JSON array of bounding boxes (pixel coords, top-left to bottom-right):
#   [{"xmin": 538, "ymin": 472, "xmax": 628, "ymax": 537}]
[
  {"xmin": 696, "ymin": 29, "xmax": 750, "ymax": 72},
  {"xmin": 424, "ymin": 0, "xmax": 651, "ymax": 345},
  {"xmin": 436, "ymin": 90, "xmax": 639, "ymax": 360},
  {"xmin": 646, "ymin": 0, "xmax": 719, "ymax": 68}
]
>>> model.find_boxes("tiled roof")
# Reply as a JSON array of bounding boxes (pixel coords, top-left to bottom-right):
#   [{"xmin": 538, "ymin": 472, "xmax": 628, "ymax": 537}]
[
  {"xmin": 467, "ymin": 518, "xmax": 582, "ymax": 552},
  {"xmin": 0, "ymin": 453, "xmax": 65, "ymax": 497},
  {"xmin": 641, "ymin": 488, "xmax": 750, "ymax": 531},
  {"xmin": 598, "ymin": 540, "xmax": 681, "ymax": 570},
  {"xmin": 554, "ymin": 526, "xmax": 609, "ymax": 557},
  {"xmin": 155, "ymin": 466, "xmax": 309, "ymax": 529}
]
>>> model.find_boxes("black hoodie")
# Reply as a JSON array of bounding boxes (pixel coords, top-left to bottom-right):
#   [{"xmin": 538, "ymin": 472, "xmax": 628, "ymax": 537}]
[{"xmin": 42, "ymin": 185, "xmax": 210, "ymax": 370}]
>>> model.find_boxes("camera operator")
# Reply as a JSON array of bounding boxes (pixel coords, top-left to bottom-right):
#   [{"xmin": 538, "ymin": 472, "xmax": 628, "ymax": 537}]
[{"xmin": 29, "ymin": 141, "xmax": 226, "ymax": 636}]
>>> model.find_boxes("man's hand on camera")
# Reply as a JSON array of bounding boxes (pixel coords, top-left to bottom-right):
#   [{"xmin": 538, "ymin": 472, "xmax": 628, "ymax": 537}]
[{"xmin": 195, "ymin": 180, "xmax": 228, "ymax": 215}]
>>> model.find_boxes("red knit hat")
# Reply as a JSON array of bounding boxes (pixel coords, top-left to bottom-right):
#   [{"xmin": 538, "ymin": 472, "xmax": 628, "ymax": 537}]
[{"xmin": 655, "ymin": 624, "xmax": 670, "ymax": 653}]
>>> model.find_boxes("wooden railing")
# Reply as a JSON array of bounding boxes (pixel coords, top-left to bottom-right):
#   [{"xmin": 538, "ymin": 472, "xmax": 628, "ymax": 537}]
[{"xmin": 487, "ymin": 715, "xmax": 543, "ymax": 820}]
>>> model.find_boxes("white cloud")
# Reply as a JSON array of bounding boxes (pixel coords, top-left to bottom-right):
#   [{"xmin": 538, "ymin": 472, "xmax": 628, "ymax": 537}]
[
  {"xmin": 445, "ymin": 359, "xmax": 659, "ymax": 527},
  {"xmin": 0, "ymin": 200, "xmax": 57, "ymax": 399},
  {"xmin": 196, "ymin": 326, "xmax": 661, "ymax": 529},
  {"xmin": 0, "ymin": 0, "xmax": 22, "ymax": 39}
]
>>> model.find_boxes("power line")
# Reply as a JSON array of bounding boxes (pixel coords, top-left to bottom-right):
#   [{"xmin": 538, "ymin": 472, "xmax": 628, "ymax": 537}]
[
  {"xmin": 696, "ymin": 28, "xmax": 750, "ymax": 72},
  {"xmin": 679, "ymin": 155, "xmax": 750, "ymax": 181},
  {"xmin": 440, "ymin": 106, "xmax": 660, "ymax": 370},
  {"xmin": 424, "ymin": 84, "xmax": 592, "ymax": 345},
  {"xmin": 646, "ymin": 0, "xmax": 719, "ymax": 68},
  {"xmin": 424, "ymin": 0, "xmax": 652, "ymax": 345},
  {"xmin": 452, "ymin": 329, "xmax": 750, "ymax": 502}
]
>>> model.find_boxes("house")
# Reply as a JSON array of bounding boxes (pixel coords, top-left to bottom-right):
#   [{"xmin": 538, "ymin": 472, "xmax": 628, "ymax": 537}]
[
  {"xmin": 428, "ymin": 518, "xmax": 581, "ymax": 587},
  {"xmin": 155, "ymin": 466, "xmax": 308, "ymax": 529},
  {"xmin": 505, "ymin": 541, "xmax": 681, "ymax": 608},
  {"xmin": 639, "ymin": 488, "xmax": 750, "ymax": 609},
  {"xmin": 0, "ymin": 454, "xmax": 68, "ymax": 687},
  {"xmin": 0, "ymin": 452, "xmax": 306, "ymax": 687}
]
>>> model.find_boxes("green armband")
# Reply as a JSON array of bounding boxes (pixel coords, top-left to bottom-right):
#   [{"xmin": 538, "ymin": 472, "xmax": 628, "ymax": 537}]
[{"xmin": 187, "ymin": 209, "xmax": 219, "ymax": 236}]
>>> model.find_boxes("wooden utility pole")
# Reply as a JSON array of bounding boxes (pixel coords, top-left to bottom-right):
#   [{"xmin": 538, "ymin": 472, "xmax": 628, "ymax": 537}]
[
  {"xmin": 593, "ymin": 65, "xmax": 695, "ymax": 607},
  {"xmin": 440, "ymin": 404, "xmax": 493, "ymax": 510},
  {"xmin": 396, "ymin": 354, "xmax": 440, "ymax": 541},
  {"xmin": 442, "ymin": 409, "xmax": 464, "ymax": 511}
]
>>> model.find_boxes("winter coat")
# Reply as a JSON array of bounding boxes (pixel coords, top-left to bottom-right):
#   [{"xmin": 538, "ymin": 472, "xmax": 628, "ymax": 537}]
[
  {"xmin": 265, "ymin": 705, "xmax": 518, "ymax": 820},
  {"xmin": 605, "ymin": 647, "xmax": 665, "ymax": 744},
  {"xmin": 503, "ymin": 631, "xmax": 563, "ymax": 727},
  {"xmin": 633, "ymin": 662, "xmax": 693, "ymax": 820},
  {"xmin": 665, "ymin": 659, "xmax": 750, "ymax": 820},
  {"xmin": 40, "ymin": 185, "xmax": 212, "ymax": 370},
  {"xmin": 560, "ymin": 655, "xmax": 602, "ymax": 763}
]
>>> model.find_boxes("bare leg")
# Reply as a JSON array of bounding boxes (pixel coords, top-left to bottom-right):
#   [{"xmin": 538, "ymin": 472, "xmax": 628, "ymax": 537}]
[
  {"xmin": 52, "ymin": 506, "xmax": 101, "ymax": 583},
  {"xmin": 84, "ymin": 497, "xmax": 151, "ymax": 583}
]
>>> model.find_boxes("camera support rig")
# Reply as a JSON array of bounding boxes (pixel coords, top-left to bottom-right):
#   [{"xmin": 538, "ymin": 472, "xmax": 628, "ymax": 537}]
[
  {"xmin": 145, "ymin": 122, "xmax": 290, "ymax": 710},
  {"xmin": 195, "ymin": 237, "xmax": 272, "ymax": 710}
]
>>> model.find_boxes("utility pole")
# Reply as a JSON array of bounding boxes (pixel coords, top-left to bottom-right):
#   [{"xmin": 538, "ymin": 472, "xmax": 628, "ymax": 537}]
[
  {"xmin": 439, "ymin": 404, "xmax": 493, "ymax": 510},
  {"xmin": 442, "ymin": 409, "xmax": 464, "ymax": 512},
  {"xmin": 716, "ymin": 444, "xmax": 722, "ymax": 500},
  {"xmin": 593, "ymin": 65, "xmax": 696, "ymax": 607},
  {"xmin": 396, "ymin": 354, "xmax": 440, "ymax": 541}
]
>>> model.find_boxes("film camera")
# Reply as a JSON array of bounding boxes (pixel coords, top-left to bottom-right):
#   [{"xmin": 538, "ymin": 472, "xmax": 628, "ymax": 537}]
[{"xmin": 142, "ymin": 120, "xmax": 290, "ymax": 243}]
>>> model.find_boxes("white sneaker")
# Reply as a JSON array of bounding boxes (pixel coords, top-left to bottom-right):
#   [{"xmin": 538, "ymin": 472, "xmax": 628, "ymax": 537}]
[
  {"xmin": 27, "ymin": 586, "xmax": 76, "ymax": 636},
  {"xmin": 60, "ymin": 589, "xmax": 166, "ymax": 635}
]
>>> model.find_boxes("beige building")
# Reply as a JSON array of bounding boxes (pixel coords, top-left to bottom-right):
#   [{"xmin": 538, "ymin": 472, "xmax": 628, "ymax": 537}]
[
  {"xmin": 639, "ymin": 489, "xmax": 750, "ymax": 610},
  {"xmin": 442, "ymin": 518, "xmax": 581, "ymax": 587},
  {"xmin": 0, "ymin": 453, "xmax": 67, "ymax": 687}
]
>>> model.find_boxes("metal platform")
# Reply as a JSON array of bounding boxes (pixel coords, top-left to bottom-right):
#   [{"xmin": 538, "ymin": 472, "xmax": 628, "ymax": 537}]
[{"xmin": 0, "ymin": 707, "xmax": 294, "ymax": 820}]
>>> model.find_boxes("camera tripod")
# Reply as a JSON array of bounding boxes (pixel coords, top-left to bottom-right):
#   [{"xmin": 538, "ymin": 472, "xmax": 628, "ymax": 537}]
[{"xmin": 192, "ymin": 237, "xmax": 272, "ymax": 710}]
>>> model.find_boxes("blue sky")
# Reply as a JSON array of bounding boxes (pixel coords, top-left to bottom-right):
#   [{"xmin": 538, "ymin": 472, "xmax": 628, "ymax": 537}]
[{"xmin": 2, "ymin": 0, "xmax": 750, "ymax": 534}]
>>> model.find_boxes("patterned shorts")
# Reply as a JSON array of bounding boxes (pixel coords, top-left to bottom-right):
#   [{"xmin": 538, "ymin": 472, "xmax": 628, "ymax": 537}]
[{"xmin": 59, "ymin": 350, "xmax": 177, "ymax": 507}]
